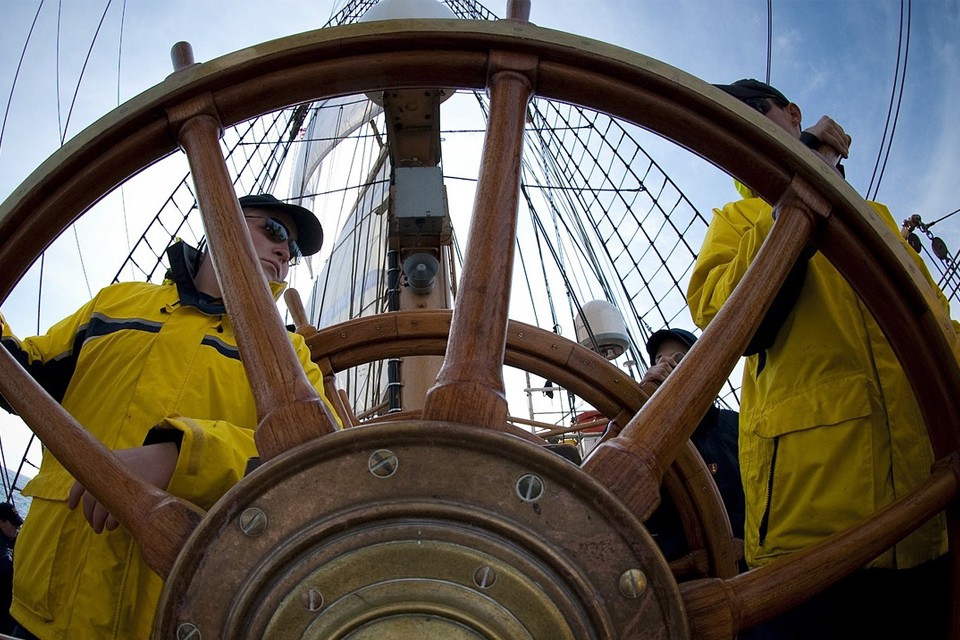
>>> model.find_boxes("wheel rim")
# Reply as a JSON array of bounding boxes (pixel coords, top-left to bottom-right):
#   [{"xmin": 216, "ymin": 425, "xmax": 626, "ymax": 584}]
[{"xmin": 0, "ymin": 18, "xmax": 956, "ymax": 639}]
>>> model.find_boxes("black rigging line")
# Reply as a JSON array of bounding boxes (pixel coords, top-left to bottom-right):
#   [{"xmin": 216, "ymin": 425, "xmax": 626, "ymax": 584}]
[
  {"xmin": 60, "ymin": 0, "xmax": 114, "ymax": 144},
  {"xmin": 928, "ymin": 207, "xmax": 960, "ymax": 227},
  {"xmin": 871, "ymin": 0, "xmax": 911, "ymax": 200},
  {"xmin": 117, "ymin": 0, "xmax": 132, "ymax": 280},
  {"xmin": 0, "ymin": 0, "xmax": 45, "ymax": 161},
  {"xmin": 867, "ymin": 0, "xmax": 911, "ymax": 200},
  {"xmin": 55, "ymin": 0, "xmax": 115, "ymax": 298},
  {"xmin": 56, "ymin": 0, "xmax": 63, "ymax": 140},
  {"xmin": 765, "ymin": 0, "xmax": 773, "ymax": 84}
]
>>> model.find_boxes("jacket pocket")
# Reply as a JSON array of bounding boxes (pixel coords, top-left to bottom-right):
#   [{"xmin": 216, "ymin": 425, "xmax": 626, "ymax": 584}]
[
  {"xmin": 747, "ymin": 372, "xmax": 874, "ymax": 558},
  {"xmin": 753, "ymin": 372, "xmax": 873, "ymax": 438},
  {"xmin": 14, "ymin": 476, "xmax": 74, "ymax": 622}
]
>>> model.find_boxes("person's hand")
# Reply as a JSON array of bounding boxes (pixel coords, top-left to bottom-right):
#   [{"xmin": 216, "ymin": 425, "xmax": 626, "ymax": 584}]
[
  {"xmin": 67, "ymin": 442, "xmax": 179, "ymax": 534},
  {"xmin": 640, "ymin": 352, "xmax": 684, "ymax": 388},
  {"xmin": 804, "ymin": 116, "xmax": 852, "ymax": 159}
]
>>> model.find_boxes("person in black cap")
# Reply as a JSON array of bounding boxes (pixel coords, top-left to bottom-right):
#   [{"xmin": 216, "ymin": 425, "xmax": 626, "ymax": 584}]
[
  {"xmin": 0, "ymin": 502, "xmax": 22, "ymax": 635},
  {"xmin": 640, "ymin": 328, "xmax": 744, "ymax": 565},
  {"xmin": 0, "ymin": 193, "xmax": 341, "ymax": 639},
  {"xmin": 688, "ymin": 81, "xmax": 954, "ymax": 639},
  {"xmin": 712, "ymin": 79, "xmax": 852, "ymax": 174}
]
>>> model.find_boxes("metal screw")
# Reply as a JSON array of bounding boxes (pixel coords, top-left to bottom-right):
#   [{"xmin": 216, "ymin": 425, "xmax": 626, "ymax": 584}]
[
  {"xmin": 300, "ymin": 588, "xmax": 324, "ymax": 612},
  {"xmin": 619, "ymin": 569, "xmax": 648, "ymax": 599},
  {"xmin": 473, "ymin": 565, "xmax": 497, "ymax": 589},
  {"xmin": 177, "ymin": 622, "xmax": 201, "ymax": 640},
  {"xmin": 238, "ymin": 507, "xmax": 268, "ymax": 537},
  {"xmin": 369, "ymin": 449, "xmax": 398, "ymax": 478},
  {"xmin": 515, "ymin": 473, "xmax": 545, "ymax": 502}
]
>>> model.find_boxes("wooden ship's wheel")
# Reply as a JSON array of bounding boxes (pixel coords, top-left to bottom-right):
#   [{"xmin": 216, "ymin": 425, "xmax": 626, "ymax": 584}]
[{"xmin": 1, "ymin": 4, "xmax": 959, "ymax": 638}]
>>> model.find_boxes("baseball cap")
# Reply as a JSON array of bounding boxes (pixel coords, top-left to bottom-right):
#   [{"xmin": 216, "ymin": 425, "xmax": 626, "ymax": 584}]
[
  {"xmin": 0, "ymin": 502, "xmax": 23, "ymax": 527},
  {"xmin": 238, "ymin": 194, "xmax": 324, "ymax": 257},
  {"xmin": 645, "ymin": 328, "xmax": 698, "ymax": 366},
  {"xmin": 714, "ymin": 79, "xmax": 789, "ymax": 106}
]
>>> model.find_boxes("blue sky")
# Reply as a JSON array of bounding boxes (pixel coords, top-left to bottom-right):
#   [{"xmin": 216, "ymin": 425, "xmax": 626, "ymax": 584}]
[
  {"xmin": 1, "ymin": 0, "xmax": 959, "ymax": 467},
  {"xmin": 2, "ymin": 0, "xmax": 958, "ymax": 272}
]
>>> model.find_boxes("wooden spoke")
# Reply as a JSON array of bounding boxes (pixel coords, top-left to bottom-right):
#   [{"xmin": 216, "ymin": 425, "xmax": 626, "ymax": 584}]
[
  {"xmin": 680, "ymin": 458, "xmax": 960, "ymax": 639},
  {"xmin": 166, "ymin": 56, "xmax": 338, "ymax": 461},
  {"xmin": 0, "ymin": 348, "xmax": 201, "ymax": 579},
  {"xmin": 284, "ymin": 288, "xmax": 357, "ymax": 427},
  {"xmin": 421, "ymin": 52, "xmax": 537, "ymax": 428},
  {"xmin": 582, "ymin": 178, "xmax": 827, "ymax": 520}
]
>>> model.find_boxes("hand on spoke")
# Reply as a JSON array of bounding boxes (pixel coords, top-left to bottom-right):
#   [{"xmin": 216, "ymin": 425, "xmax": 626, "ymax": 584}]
[{"xmin": 67, "ymin": 442, "xmax": 179, "ymax": 534}]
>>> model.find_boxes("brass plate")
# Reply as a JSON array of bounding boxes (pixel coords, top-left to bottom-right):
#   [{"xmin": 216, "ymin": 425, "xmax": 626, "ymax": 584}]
[{"xmin": 155, "ymin": 422, "xmax": 687, "ymax": 639}]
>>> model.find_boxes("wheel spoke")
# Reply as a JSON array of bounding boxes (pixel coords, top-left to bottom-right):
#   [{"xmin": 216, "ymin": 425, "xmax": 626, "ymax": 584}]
[
  {"xmin": 1, "ymin": 22, "xmax": 957, "ymax": 637},
  {"xmin": 284, "ymin": 288, "xmax": 357, "ymax": 427},
  {"xmin": 0, "ymin": 347, "xmax": 202, "ymax": 578},
  {"xmin": 167, "ymin": 49, "xmax": 337, "ymax": 460},
  {"xmin": 583, "ymin": 178, "xmax": 827, "ymax": 520},
  {"xmin": 421, "ymin": 52, "xmax": 537, "ymax": 428},
  {"xmin": 680, "ymin": 458, "xmax": 960, "ymax": 639}
]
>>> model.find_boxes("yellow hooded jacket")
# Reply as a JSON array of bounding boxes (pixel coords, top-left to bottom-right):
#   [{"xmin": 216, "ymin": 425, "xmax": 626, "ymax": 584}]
[
  {"xmin": 687, "ymin": 195, "xmax": 952, "ymax": 570},
  {"xmin": 1, "ymin": 242, "xmax": 339, "ymax": 639}
]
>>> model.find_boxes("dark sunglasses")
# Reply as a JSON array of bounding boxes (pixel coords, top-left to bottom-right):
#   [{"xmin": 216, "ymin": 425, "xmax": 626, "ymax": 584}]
[
  {"xmin": 244, "ymin": 215, "xmax": 302, "ymax": 263},
  {"xmin": 743, "ymin": 95, "xmax": 788, "ymax": 115}
]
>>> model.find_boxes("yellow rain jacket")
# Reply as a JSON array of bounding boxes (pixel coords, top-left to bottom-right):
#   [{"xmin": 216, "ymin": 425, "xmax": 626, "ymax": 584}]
[
  {"xmin": 1, "ymin": 242, "xmax": 339, "ymax": 639},
  {"xmin": 687, "ymin": 196, "xmax": 954, "ymax": 570}
]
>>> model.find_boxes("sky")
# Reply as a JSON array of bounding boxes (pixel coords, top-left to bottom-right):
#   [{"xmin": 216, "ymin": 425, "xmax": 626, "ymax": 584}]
[{"xmin": 1, "ymin": 0, "xmax": 959, "ymax": 477}]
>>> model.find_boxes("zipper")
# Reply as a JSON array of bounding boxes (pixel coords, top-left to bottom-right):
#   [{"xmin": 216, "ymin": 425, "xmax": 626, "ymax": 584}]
[{"xmin": 758, "ymin": 435, "xmax": 779, "ymax": 547}]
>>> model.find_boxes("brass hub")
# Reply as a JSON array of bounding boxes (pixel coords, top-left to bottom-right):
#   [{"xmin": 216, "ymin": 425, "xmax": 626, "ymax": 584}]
[{"xmin": 155, "ymin": 422, "xmax": 687, "ymax": 639}]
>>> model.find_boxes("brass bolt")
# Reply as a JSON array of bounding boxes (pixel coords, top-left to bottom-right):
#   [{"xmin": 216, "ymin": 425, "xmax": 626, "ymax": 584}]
[
  {"xmin": 369, "ymin": 449, "xmax": 399, "ymax": 478},
  {"xmin": 619, "ymin": 568, "xmax": 648, "ymax": 598},
  {"xmin": 300, "ymin": 588, "xmax": 324, "ymax": 612},
  {"xmin": 473, "ymin": 565, "xmax": 497, "ymax": 589},
  {"xmin": 238, "ymin": 507, "xmax": 267, "ymax": 537},
  {"xmin": 515, "ymin": 473, "xmax": 545, "ymax": 502}
]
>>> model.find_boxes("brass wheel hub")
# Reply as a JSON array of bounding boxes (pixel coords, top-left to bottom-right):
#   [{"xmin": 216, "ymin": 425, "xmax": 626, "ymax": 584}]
[{"xmin": 156, "ymin": 422, "xmax": 687, "ymax": 639}]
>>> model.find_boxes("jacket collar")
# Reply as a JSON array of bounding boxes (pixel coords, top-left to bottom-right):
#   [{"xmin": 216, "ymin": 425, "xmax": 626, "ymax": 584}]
[
  {"xmin": 164, "ymin": 241, "xmax": 288, "ymax": 315},
  {"xmin": 165, "ymin": 241, "xmax": 226, "ymax": 315}
]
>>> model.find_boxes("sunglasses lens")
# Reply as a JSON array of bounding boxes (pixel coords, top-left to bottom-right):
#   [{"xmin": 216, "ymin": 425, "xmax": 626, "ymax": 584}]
[
  {"xmin": 263, "ymin": 218, "xmax": 288, "ymax": 241},
  {"xmin": 288, "ymin": 239, "xmax": 302, "ymax": 259},
  {"xmin": 267, "ymin": 218, "xmax": 302, "ymax": 260},
  {"xmin": 745, "ymin": 97, "xmax": 770, "ymax": 114},
  {"xmin": 247, "ymin": 215, "xmax": 301, "ymax": 262}
]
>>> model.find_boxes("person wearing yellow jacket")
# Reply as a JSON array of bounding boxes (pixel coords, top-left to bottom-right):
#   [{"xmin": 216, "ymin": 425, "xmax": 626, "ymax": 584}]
[
  {"xmin": 0, "ymin": 194, "xmax": 340, "ymax": 640},
  {"xmin": 688, "ymin": 80, "xmax": 956, "ymax": 639}
]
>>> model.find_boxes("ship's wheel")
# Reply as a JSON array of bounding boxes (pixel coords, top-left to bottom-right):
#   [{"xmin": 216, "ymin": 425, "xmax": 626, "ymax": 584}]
[{"xmin": 1, "ymin": 7, "xmax": 958, "ymax": 640}]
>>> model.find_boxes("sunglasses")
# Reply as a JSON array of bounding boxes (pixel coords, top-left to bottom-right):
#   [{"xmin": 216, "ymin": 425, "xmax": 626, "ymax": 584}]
[
  {"xmin": 743, "ymin": 95, "xmax": 788, "ymax": 115},
  {"xmin": 244, "ymin": 215, "xmax": 301, "ymax": 264}
]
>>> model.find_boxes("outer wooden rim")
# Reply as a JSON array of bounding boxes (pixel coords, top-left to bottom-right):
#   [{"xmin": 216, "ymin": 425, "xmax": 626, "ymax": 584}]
[{"xmin": 0, "ymin": 18, "xmax": 956, "ymax": 636}]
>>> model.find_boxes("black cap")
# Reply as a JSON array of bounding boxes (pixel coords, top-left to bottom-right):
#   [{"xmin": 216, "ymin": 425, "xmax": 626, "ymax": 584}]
[
  {"xmin": 645, "ymin": 328, "xmax": 698, "ymax": 367},
  {"xmin": 714, "ymin": 79, "xmax": 789, "ymax": 106},
  {"xmin": 0, "ymin": 502, "xmax": 23, "ymax": 527},
  {"xmin": 238, "ymin": 194, "xmax": 324, "ymax": 257}
]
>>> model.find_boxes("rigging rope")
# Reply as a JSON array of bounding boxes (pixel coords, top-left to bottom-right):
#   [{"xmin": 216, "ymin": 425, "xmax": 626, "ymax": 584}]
[
  {"xmin": 928, "ymin": 207, "xmax": 960, "ymax": 227},
  {"xmin": 117, "ymin": 0, "xmax": 133, "ymax": 280},
  {"xmin": 0, "ymin": 0, "xmax": 44, "ymax": 161},
  {"xmin": 867, "ymin": 0, "xmax": 911, "ymax": 201},
  {"xmin": 59, "ymin": 0, "xmax": 115, "ymax": 145},
  {"xmin": 765, "ymin": 0, "xmax": 773, "ymax": 84}
]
